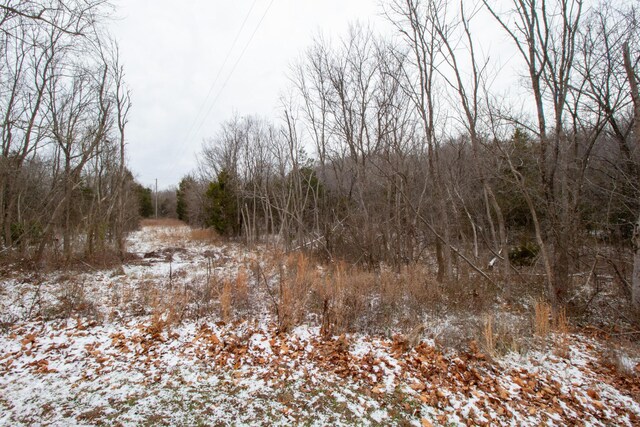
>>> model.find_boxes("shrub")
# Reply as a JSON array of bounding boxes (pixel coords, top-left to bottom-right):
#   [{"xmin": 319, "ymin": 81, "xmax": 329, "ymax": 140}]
[{"xmin": 509, "ymin": 242, "xmax": 540, "ymax": 266}]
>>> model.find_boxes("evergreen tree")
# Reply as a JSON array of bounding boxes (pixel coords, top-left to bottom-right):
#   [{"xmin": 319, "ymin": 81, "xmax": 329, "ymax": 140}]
[
  {"xmin": 205, "ymin": 169, "xmax": 240, "ymax": 235},
  {"xmin": 176, "ymin": 176, "xmax": 194, "ymax": 222},
  {"xmin": 135, "ymin": 184, "xmax": 154, "ymax": 218}
]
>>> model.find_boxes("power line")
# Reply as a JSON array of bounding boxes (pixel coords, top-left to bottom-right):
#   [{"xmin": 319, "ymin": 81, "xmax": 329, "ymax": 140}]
[
  {"xmin": 168, "ymin": 0, "xmax": 276, "ymax": 184},
  {"xmin": 188, "ymin": 0, "xmax": 276, "ymax": 151},
  {"xmin": 181, "ymin": 0, "xmax": 259, "ymax": 148}
]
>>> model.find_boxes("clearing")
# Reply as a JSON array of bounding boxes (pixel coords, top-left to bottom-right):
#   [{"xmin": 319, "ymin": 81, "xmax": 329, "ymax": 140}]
[{"xmin": 1, "ymin": 221, "xmax": 639, "ymax": 426}]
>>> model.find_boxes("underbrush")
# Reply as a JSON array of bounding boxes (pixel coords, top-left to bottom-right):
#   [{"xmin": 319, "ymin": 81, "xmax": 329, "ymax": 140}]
[
  {"xmin": 4, "ymin": 223, "xmax": 638, "ymax": 363},
  {"xmin": 140, "ymin": 218, "xmax": 185, "ymax": 227}
]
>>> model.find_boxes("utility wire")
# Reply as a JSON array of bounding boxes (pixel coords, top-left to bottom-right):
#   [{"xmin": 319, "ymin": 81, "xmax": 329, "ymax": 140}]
[
  {"xmin": 188, "ymin": 0, "xmax": 276, "ymax": 148},
  {"xmin": 181, "ymin": 0, "xmax": 259, "ymax": 148},
  {"xmin": 169, "ymin": 0, "xmax": 275, "ymax": 184}
]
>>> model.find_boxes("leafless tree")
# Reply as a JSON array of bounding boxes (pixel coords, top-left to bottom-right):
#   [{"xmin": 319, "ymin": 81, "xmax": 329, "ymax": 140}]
[
  {"xmin": 623, "ymin": 33, "xmax": 640, "ymax": 310},
  {"xmin": 1, "ymin": 0, "xmax": 136, "ymax": 263},
  {"xmin": 483, "ymin": 0, "xmax": 588, "ymax": 306}
]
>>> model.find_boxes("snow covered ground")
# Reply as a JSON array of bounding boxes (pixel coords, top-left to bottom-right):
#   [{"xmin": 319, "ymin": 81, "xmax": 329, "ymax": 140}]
[{"xmin": 1, "ymin": 223, "xmax": 639, "ymax": 426}]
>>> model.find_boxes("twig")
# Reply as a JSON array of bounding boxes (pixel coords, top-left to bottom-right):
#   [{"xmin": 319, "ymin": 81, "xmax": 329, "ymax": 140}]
[
  {"xmin": 611, "ymin": 331, "xmax": 640, "ymax": 337},
  {"xmin": 26, "ymin": 281, "xmax": 43, "ymax": 319}
]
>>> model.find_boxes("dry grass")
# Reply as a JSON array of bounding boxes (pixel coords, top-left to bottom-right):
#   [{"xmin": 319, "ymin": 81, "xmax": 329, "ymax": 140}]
[
  {"xmin": 43, "ymin": 280, "xmax": 100, "ymax": 321},
  {"xmin": 30, "ymin": 220, "xmax": 583, "ymax": 356},
  {"xmin": 530, "ymin": 300, "xmax": 573, "ymax": 355},
  {"xmin": 245, "ymin": 252, "xmax": 511, "ymax": 339},
  {"xmin": 190, "ymin": 228, "xmax": 221, "ymax": 243},
  {"xmin": 553, "ymin": 306, "xmax": 570, "ymax": 358},
  {"xmin": 277, "ymin": 253, "xmax": 317, "ymax": 332},
  {"xmin": 554, "ymin": 307, "xmax": 568, "ymax": 333},
  {"xmin": 234, "ymin": 267, "xmax": 249, "ymax": 309},
  {"xmin": 471, "ymin": 311, "xmax": 531, "ymax": 357},
  {"xmin": 534, "ymin": 299, "xmax": 551, "ymax": 338},
  {"xmin": 483, "ymin": 315, "xmax": 495, "ymax": 357},
  {"xmin": 150, "ymin": 230, "xmax": 189, "ymax": 247},
  {"xmin": 140, "ymin": 218, "xmax": 185, "ymax": 227},
  {"xmin": 319, "ymin": 261, "xmax": 352, "ymax": 337}
]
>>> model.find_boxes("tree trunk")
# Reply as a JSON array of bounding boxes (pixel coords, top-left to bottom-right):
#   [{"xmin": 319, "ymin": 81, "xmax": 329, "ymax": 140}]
[
  {"xmin": 633, "ymin": 214, "xmax": 640, "ymax": 310},
  {"xmin": 623, "ymin": 41, "xmax": 640, "ymax": 311}
]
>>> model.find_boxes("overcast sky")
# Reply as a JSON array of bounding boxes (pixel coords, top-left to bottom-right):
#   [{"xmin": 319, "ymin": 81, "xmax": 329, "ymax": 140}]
[{"xmin": 111, "ymin": 0, "xmax": 392, "ymax": 190}]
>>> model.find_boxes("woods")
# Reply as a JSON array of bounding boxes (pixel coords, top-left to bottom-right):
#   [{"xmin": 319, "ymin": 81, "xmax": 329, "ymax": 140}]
[
  {"xmin": 3, "ymin": 0, "xmax": 637, "ymax": 313},
  {"xmin": 175, "ymin": 0, "xmax": 640, "ymax": 313},
  {"xmin": 0, "ymin": 0, "xmax": 140, "ymax": 263}
]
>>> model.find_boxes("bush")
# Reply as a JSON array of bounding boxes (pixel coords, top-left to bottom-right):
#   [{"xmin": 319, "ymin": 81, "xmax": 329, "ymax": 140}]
[{"xmin": 508, "ymin": 242, "xmax": 540, "ymax": 266}]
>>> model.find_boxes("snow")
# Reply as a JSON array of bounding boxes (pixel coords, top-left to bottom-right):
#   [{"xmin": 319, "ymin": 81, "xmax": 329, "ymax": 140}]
[{"xmin": 1, "ymin": 222, "xmax": 639, "ymax": 426}]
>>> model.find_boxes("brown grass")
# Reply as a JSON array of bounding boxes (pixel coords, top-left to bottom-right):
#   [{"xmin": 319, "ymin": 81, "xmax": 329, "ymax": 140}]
[
  {"xmin": 278, "ymin": 253, "xmax": 317, "ymax": 332},
  {"xmin": 246, "ymin": 252, "xmax": 507, "ymax": 338},
  {"xmin": 534, "ymin": 299, "xmax": 551, "ymax": 338},
  {"xmin": 190, "ymin": 228, "xmax": 221, "ymax": 243},
  {"xmin": 140, "ymin": 218, "xmax": 185, "ymax": 227},
  {"xmin": 234, "ymin": 267, "xmax": 249, "ymax": 309},
  {"xmin": 483, "ymin": 315, "xmax": 495, "ymax": 357},
  {"xmin": 553, "ymin": 306, "xmax": 570, "ymax": 358}
]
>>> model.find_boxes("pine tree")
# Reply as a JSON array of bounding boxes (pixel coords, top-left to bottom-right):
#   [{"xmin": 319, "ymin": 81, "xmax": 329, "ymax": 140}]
[
  {"xmin": 176, "ymin": 176, "xmax": 194, "ymax": 222},
  {"xmin": 205, "ymin": 169, "xmax": 240, "ymax": 235},
  {"xmin": 135, "ymin": 184, "xmax": 154, "ymax": 218}
]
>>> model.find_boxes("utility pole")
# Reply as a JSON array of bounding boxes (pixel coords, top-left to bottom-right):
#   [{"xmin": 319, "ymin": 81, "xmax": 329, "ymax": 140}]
[{"xmin": 155, "ymin": 178, "xmax": 158, "ymax": 219}]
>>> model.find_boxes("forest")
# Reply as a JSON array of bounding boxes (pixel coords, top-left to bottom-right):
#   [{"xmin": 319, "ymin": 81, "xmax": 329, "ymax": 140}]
[
  {"xmin": 0, "ymin": 0, "xmax": 144, "ymax": 265},
  {"xmin": 174, "ymin": 0, "xmax": 640, "ymax": 315}
]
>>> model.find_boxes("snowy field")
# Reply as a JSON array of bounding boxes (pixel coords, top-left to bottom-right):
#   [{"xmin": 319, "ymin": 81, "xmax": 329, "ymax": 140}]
[{"xmin": 1, "ymin": 223, "xmax": 639, "ymax": 426}]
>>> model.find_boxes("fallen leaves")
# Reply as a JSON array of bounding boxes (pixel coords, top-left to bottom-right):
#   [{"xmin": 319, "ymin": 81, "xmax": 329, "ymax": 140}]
[
  {"xmin": 421, "ymin": 417, "xmax": 434, "ymax": 427},
  {"xmin": 587, "ymin": 388, "xmax": 599, "ymax": 400},
  {"xmin": 372, "ymin": 385, "xmax": 384, "ymax": 395},
  {"xmin": 1, "ymin": 318, "xmax": 639, "ymax": 427},
  {"xmin": 20, "ymin": 333, "xmax": 37, "ymax": 348},
  {"xmin": 28, "ymin": 358, "xmax": 56, "ymax": 374}
]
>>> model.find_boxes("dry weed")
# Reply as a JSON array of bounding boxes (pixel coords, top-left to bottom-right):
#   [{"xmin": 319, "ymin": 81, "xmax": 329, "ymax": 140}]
[
  {"xmin": 276, "ymin": 253, "xmax": 316, "ymax": 332},
  {"xmin": 601, "ymin": 343, "xmax": 639, "ymax": 377},
  {"xmin": 190, "ymin": 228, "xmax": 221, "ymax": 243},
  {"xmin": 220, "ymin": 278, "xmax": 233, "ymax": 322},
  {"xmin": 234, "ymin": 267, "xmax": 249, "ymax": 309},
  {"xmin": 319, "ymin": 261, "xmax": 348, "ymax": 337},
  {"xmin": 152, "ymin": 229, "xmax": 189, "ymax": 246},
  {"xmin": 44, "ymin": 280, "xmax": 99, "ymax": 320},
  {"xmin": 553, "ymin": 307, "xmax": 570, "ymax": 358},
  {"xmin": 534, "ymin": 299, "xmax": 551, "ymax": 338},
  {"xmin": 319, "ymin": 262, "xmax": 380, "ymax": 336},
  {"xmin": 140, "ymin": 218, "xmax": 184, "ymax": 227},
  {"xmin": 190, "ymin": 277, "xmax": 217, "ymax": 319},
  {"xmin": 483, "ymin": 314, "xmax": 495, "ymax": 357}
]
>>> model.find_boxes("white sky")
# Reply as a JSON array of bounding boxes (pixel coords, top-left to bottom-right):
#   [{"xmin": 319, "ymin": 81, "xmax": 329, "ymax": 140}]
[{"xmin": 111, "ymin": 0, "xmax": 392, "ymax": 190}]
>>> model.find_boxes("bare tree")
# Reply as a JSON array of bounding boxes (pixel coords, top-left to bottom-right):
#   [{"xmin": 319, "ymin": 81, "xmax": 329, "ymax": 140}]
[
  {"xmin": 386, "ymin": 0, "xmax": 453, "ymax": 281},
  {"xmin": 483, "ymin": 0, "xmax": 587, "ymax": 306},
  {"xmin": 623, "ymin": 38, "xmax": 640, "ymax": 310},
  {"xmin": 1, "ymin": 0, "xmax": 136, "ymax": 263}
]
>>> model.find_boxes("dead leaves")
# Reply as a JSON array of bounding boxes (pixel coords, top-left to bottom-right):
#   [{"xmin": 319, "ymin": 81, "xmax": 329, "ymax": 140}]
[
  {"xmin": 410, "ymin": 381, "xmax": 427, "ymax": 392},
  {"xmin": 2, "ymin": 319, "xmax": 639, "ymax": 427},
  {"xmin": 28, "ymin": 358, "xmax": 56, "ymax": 374},
  {"xmin": 20, "ymin": 333, "xmax": 37, "ymax": 348},
  {"xmin": 110, "ymin": 332, "xmax": 130, "ymax": 353},
  {"xmin": 371, "ymin": 385, "xmax": 385, "ymax": 395},
  {"xmin": 420, "ymin": 417, "xmax": 434, "ymax": 427}
]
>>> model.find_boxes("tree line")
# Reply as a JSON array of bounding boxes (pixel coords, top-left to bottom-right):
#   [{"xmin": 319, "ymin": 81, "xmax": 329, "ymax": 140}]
[
  {"xmin": 0, "ymin": 0, "xmax": 142, "ymax": 263},
  {"xmin": 183, "ymin": 0, "xmax": 636, "ymax": 311}
]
